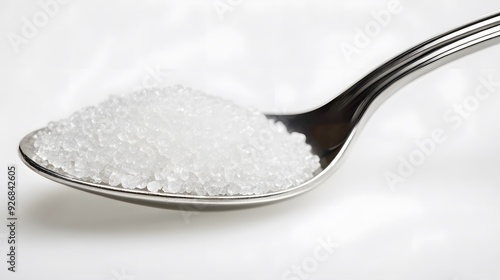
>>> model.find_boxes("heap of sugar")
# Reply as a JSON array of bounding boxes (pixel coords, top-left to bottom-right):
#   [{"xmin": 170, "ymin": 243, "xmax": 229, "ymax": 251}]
[{"xmin": 32, "ymin": 86, "xmax": 321, "ymax": 196}]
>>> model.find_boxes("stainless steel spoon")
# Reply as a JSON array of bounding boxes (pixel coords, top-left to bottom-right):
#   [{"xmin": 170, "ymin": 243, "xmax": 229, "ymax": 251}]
[{"xmin": 19, "ymin": 12, "xmax": 500, "ymax": 210}]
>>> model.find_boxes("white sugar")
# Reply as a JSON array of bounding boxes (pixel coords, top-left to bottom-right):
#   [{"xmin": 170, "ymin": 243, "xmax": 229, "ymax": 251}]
[{"xmin": 32, "ymin": 86, "xmax": 321, "ymax": 196}]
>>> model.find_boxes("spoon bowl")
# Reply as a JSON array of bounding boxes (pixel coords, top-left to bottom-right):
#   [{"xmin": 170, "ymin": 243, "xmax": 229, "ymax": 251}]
[{"xmin": 19, "ymin": 12, "xmax": 500, "ymax": 210}]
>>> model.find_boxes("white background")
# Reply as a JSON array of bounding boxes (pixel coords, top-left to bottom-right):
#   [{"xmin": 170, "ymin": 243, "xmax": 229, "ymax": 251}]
[{"xmin": 1, "ymin": 0, "xmax": 500, "ymax": 279}]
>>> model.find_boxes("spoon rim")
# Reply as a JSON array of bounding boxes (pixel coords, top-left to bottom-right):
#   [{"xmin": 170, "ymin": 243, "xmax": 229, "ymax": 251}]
[{"xmin": 18, "ymin": 129, "xmax": 350, "ymax": 208}]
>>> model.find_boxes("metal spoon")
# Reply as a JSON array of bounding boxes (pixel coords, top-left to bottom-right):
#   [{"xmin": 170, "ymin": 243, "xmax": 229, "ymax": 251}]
[{"xmin": 19, "ymin": 12, "xmax": 500, "ymax": 210}]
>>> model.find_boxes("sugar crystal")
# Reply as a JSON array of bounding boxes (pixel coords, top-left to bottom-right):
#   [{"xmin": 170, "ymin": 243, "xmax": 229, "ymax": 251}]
[{"xmin": 32, "ymin": 86, "xmax": 321, "ymax": 195}]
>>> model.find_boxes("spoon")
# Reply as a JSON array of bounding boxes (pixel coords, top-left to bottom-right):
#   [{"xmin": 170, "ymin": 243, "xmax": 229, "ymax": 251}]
[{"xmin": 19, "ymin": 12, "xmax": 500, "ymax": 210}]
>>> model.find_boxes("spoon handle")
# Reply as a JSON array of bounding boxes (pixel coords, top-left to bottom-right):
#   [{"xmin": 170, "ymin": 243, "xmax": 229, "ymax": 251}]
[{"xmin": 334, "ymin": 12, "xmax": 500, "ymax": 123}]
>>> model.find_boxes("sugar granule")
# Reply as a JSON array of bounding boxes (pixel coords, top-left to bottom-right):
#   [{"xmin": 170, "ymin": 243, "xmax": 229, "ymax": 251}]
[{"xmin": 32, "ymin": 86, "xmax": 321, "ymax": 195}]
